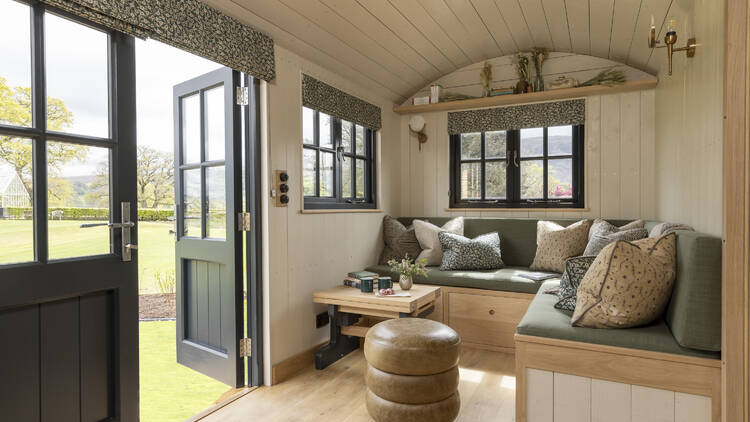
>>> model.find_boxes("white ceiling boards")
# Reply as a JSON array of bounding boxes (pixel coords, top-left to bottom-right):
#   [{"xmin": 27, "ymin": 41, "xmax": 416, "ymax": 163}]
[{"xmin": 204, "ymin": 0, "xmax": 670, "ymax": 102}]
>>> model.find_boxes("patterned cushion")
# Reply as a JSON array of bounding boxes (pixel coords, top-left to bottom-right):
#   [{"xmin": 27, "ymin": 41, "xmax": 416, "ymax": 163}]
[
  {"xmin": 379, "ymin": 216, "xmax": 423, "ymax": 264},
  {"xmin": 414, "ymin": 218, "xmax": 464, "ymax": 266},
  {"xmin": 555, "ymin": 256, "xmax": 597, "ymax": 311},
  {"xmin": 572, "ymin": 234, "xmax": 677, "ymax": 328},
  {"xmin": 583, "ymin": 219, "xmax": 647, "ymax": 256},
  {"xmin": 530, "ymin": 220, "xmax": 591, "ymax": 273},
  {"xmin": 438, "ymin": 232, "xmax": 504, "ymax": 271}
]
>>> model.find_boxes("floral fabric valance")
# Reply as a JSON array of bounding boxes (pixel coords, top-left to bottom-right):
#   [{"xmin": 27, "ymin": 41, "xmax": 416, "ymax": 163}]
[
  {"xmin": 40, "ymin": 0, "xmax": 276, "ymax": 81},
  {"xmin": 447, "ymin": 99, "xmax": 585, "ymax": 134},
  {"xmin": 302, "ymin": 74, "xmax": 382, "ymax": 130}
]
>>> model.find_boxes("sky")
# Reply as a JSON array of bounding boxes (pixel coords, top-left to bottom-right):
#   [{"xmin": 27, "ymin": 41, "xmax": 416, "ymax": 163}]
[{"xmin": 1, "ymin": 0, "xmax": 222, "ymax": 177}]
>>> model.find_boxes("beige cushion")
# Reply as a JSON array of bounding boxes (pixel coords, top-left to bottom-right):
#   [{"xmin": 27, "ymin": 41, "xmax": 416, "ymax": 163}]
[
  {"xmin": 571, "ymin": 234, "xmax": 677, "ymax": 328},
  {"xmin": 366, "ymin": 389, "xmax": 460, "ymax": 422},
  {"xmin": 366, "ymin": 364, "xmax": 459, "ymax": 404},
  {"xmin": 530, "ymin": 220, "xmax": 591, "ymax": 273},
  {"xmin": 364, "ymin": 318, "xmax": 461, "ymax": 376},
  {"xmin": 414, "ymin": 217, "xmax": 464, "ymax": 266}
]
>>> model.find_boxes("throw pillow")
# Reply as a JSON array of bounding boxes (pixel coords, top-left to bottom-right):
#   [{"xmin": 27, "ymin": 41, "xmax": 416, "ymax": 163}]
[
  {"xmin": 571, "ymin": 233, "xmax": 677, "ymax": 328},
  {"xmin": 379, "ymin": 216, "xmax": 423, "ymax": 264},
  {"xmin": 414, "ymin": 217, "xmax": 464, "ymax": 266},
  {"xmin": 438, "ymin": 232, "xmax": 504, "ymax": 271},
  {"xmin": 555, "ymin": 255, "xmax": 597, "ymax": 311},
  {"xmin": 583, "ymin": 218, "xmax": 647, "ymax": 255},
  {"xmin": 529, "ymin": 220, "xmax": 591, "ymax": 273}
]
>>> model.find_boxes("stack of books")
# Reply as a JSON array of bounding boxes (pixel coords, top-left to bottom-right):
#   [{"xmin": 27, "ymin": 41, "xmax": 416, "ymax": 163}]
[{"xmin": 343, "ymin": 271, "xmax": 378, "ymax": 288}]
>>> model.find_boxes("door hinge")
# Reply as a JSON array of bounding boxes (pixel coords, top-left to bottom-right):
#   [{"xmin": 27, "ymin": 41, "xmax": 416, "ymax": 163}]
[
  {"xmin": 240, "ymin": 338, "xmax": 252, "ymax": 357},
  {"xmin": 236, "ymin": 86, "xmax": 249, "ymax": 106},
  {"xmin": 238, "ymin": 212, "xmax": 251, "ymax": 231}
]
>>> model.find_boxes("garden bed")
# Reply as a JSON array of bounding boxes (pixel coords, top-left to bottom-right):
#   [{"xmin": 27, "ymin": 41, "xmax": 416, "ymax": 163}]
[{"xmin": 139, "ymin": 293, "xmax": 175, "ymax": 320}]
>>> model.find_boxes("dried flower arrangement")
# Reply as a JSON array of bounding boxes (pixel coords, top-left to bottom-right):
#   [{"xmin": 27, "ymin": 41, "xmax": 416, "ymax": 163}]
[
  {"xmin": 515, "ymin": 53, "xmax": 531, "ymax": 93},
  {"xmin": 580, "ymin": 68, "xmax": 627, "ymax": 87},
  {"xmin": 530, "ymin": 47, "xmax": 549, "ymax": 91}
]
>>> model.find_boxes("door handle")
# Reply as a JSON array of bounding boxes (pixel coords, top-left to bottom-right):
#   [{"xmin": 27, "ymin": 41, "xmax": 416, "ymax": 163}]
[{"xmin": 120, "ymin": 202, "xmax": 136, "ymax": 262}]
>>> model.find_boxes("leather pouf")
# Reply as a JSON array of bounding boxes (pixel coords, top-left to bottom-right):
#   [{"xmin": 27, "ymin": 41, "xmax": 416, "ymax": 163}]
[{"xmin": 364, "ymin": 318, "xmax": 461, "ymax": 422}]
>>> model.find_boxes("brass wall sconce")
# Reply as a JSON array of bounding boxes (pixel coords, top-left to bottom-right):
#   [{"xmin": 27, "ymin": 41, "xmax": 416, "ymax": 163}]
[
  {"xmin": 648, "ymin": 16, "xmax": 697, "ymax": 76},
  {"xmin": 409, "ymin": 115, "xmax": 428, "ymax": 151}
]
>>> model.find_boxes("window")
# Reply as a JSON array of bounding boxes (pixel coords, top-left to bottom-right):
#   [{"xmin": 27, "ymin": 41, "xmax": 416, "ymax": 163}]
[
  {"xmin": 302, "ymin": 106, "xmax": 376, "ymax": 209},
  {"xmin": 450, "ymin": 125, "xmax": 584, "ymax": 208}
]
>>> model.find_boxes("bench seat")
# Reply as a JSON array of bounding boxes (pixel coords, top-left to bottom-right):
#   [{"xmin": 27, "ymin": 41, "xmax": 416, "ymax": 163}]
[
  {"xmin": 365, "ymin": 264, "xmax": 555, "ymax": 295},
  {"xmin": 516, "ymin": 280, "xmax": 720, "ymax": 360}
]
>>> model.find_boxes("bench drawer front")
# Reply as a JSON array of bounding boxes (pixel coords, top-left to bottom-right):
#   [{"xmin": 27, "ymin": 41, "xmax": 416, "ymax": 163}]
[{"xmin": 448, "ymin": 293, "xmax": 531, "ymax": 349}]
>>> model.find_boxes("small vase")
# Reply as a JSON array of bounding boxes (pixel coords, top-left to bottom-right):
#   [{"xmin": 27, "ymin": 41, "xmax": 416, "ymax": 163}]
[{"xmin": 399, "ymin": 275, "xmax": 413, "ymax": 290}]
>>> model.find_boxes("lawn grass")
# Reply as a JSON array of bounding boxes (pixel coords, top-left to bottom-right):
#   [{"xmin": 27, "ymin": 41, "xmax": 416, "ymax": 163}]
[
  {"xmin": 140, "ymin": 320, "xmax": 229, "ymax": 422},
  {"xmin": 0, "ymin": 219, "xmax": 175, "ymax": 293}
]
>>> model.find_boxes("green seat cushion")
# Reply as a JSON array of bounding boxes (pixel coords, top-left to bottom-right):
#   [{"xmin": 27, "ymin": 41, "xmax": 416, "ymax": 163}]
[
  {"xmin": 666, "ymin": 230, "xmax": 722, "ymax": 351},
  {"xmin": 365, "ymin": 264, "xmax": 555, "ymax": 294},
  {"xmin": 516, "ymin": 281, "xmax": 720, "ymax": 360}
]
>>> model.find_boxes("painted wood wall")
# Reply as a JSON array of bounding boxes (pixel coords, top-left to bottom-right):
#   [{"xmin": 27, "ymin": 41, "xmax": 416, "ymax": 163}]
[
  {"xmin": 265, "ymin": 46, "xmax": 400, "ymax": 368},
  {"xmin": 652, "ymin": 0, "xmax": 724, "ymax": 236},
  {"xmin": 398, "ymin": 90, "xmax": 656, "ymax": 222},
  {"xmin": 403, "ymin": 52, "xmax": 655, "ymax": 105},
  {"xmin": 526, "ymin": 368, "xmax": 712, "ymax": 422}
]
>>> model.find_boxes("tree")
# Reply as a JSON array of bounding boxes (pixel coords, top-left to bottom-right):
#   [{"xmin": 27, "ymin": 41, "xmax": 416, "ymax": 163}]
[
  {"xmin": 136, "ymin": 145, "xmax": 174, "ymax": 209},
  {"xmin": 0, "ymin": 77, "xmax": 87, "ymax": 197}
]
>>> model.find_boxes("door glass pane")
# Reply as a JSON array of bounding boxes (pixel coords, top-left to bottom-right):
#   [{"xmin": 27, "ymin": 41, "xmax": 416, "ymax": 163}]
[
  {"xmin": 521, "ymin": 160, "xmax": 544, "ymax": 199},
  {"xmin": 303, "ymin": 148, "xmax": 316, "ymax": 196},
  {"xmin": 319, "ymin": 152, "xmax": 334, "ymax": 197},
  {"xmin": 549, "ymin": 158, "xmax": 573, "ymax": 198},
  {"xmin": 45, "ymin": 13, "xmax": 109, "ymax": 137},
  {"xmin": 0, "ymin": 1, "xmax": 32, "ymax": 128},
  {"xmin": 520, "ymin": 128, "xmax": 544, "ymax": 157},
  {"xmin": 0, "ymin": 137, "xmax": 33, "ymax": 264},
  {"xmin": 486, "ymin": 161, "xmax": 507, "ymax": 199},
  {"xmin": 356, "ymin": 159, "xmax": 366, "ymax": 198},
  {"xmin": 355, "ymin": 126, "xmax": 365, "ymax": 155},
  {"xmin": 460, "ymin": 133, "xmax": 481, "ymax": 159},
  {"xmin": 303, "ymin": 107, "xmax": 314, "ymax": 145},
  {"xmin": 181, "ymin": 94, "xmax": 200, "ymax": 164},
  {"xmin": 342, "ymin": 120, "xmax": 353, "ymax": 152},
  {"xmin": 47, "ymin": 142, "xmax": 110, "ymax": 259},
  {"xmin": 206, "ymin": 166, "xmax": 225, "ymax": 239},
  {"xmin": 485, "ymin": 131, "xmax": 506, "ymax": 158},
  {"xmin": 342, "ymin": 156, "xmax": 352, "ymax": 198},
  {"xmin": 319, "ymin": 113, "xmax": 332, "ymax": 148},
  {"xmin": 204, "ymin": 85, "xmax": 225, "ymax": 161},
  {"xmin": 460, "ymin": 162, "xmax": 481, "ymax": 199},
  {"xmin": 182, "ymin": 168, "xmax": 201, "ymax": 237},
  {"xmin": 548, "ymin": 125, "xmax": 572, "ymax": 156}
]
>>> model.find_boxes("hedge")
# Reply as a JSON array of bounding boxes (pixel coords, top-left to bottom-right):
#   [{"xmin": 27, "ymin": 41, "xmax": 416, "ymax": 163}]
[{"xmin": 2, "ymin": 207, "xmax": 174, "ymax": 221}]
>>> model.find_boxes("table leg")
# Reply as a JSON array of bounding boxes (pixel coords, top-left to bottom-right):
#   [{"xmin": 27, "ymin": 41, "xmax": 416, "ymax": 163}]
[{"xmin": 315, "ymin": 304, "xmax": 360, "ymax": 370}]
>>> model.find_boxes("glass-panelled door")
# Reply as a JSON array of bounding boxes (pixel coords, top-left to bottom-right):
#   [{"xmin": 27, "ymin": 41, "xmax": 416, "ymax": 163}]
[
  {"xmin": 173, "ymin": 67, "xmax": 244, "ymax": 387},
  {"xmin": 0, "ymin": 2, "xmax": 138, "ymax": 420}
]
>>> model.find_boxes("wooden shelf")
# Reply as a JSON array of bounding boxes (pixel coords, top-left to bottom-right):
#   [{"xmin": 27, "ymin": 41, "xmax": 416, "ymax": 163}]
[{"xmin": 393, "ymin": 78, "xmax": 658, "ymax": 115}]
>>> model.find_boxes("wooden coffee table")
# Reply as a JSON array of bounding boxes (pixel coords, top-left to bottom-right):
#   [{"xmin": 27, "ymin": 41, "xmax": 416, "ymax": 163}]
[{"xmin": 312, "ymin": 284, "xmax": 441, "ymax": 369}]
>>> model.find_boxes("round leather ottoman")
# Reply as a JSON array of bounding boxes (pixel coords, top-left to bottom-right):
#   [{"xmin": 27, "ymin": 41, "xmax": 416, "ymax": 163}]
[{"xmin": 364, "ymin": 318, "xmax": 461, "ymax": 422}]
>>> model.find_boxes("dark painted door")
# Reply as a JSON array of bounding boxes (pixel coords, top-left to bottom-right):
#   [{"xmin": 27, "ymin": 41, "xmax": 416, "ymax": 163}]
[
  {"xmin": 0, "ymin": 3, "xmax": 138, "ymax": 421},
  {"xmin": 173, "ymin": 67, "xmax": 244, "ymax": 387}
]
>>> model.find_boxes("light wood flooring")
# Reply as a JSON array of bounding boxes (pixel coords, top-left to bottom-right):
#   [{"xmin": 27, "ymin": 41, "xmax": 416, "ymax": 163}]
[{"xmin": 200, "ymin": 347, "xmax": 516, "ymax": 422}]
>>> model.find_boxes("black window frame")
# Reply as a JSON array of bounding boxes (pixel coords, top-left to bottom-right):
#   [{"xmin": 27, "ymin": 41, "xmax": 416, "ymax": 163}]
[
  {"xmin": 302, "ymin": 107, "xmax": 376, "ymax": 210},
  {"xmin": 450, "ymin": 125, "xmax": 584, "ymax": 209}
]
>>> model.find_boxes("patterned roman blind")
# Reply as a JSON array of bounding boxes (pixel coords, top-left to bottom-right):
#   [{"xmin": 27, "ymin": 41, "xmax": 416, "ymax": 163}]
[
  {"xmin": 447, "ymin": 99, "xmax": 585, "ymax": 134},
  {"xmin": 302, "ymin": 74, "xmax": 382, "ymax": 130},
  {"xmin": 40, "ymin": 0, "xmax": 276, "ymax": 81}
]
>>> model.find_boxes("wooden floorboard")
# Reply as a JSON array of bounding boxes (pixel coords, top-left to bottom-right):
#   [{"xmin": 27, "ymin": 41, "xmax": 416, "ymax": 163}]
[{"xmin": 200, "ymin": 347, "xmax": 516, "ymax": 422}]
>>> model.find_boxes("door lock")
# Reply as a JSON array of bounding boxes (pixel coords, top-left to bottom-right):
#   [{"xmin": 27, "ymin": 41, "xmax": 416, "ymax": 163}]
[{"xmin": 78, "ymin": 202, "xmax": 137, "ymax": 261}]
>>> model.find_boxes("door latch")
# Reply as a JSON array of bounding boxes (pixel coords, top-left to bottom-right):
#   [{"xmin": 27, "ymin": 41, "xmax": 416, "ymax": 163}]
[{"xmin": 78, "ymin": 202, "xmax": 137, "ymax": 262}]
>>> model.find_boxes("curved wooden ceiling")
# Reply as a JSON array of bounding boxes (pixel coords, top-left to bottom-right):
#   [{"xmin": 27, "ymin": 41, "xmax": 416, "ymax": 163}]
[{"xmin": 205, "ymin": 0, "xmax": 672, "ymax": 102}]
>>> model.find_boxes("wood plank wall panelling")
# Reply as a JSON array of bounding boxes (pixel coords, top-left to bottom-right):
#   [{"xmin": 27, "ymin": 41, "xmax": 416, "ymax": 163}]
[
  {"xmin": 652, "ymin": 0, "xmax": 724, "ymax": 237},
  {"xmin": 403, "ymin": 52, "xmax": 655, "ymax": 105},
  {"xmin": 266, "ymin": 46, "xmax": 399, "ymax": 371},
  {"xmin": 399, "ymin": 91, "xmax": 656, "ymax": 222},
  {"xmin": 527, "ymin": 369, "xmax": 713, "ymax": 422}
]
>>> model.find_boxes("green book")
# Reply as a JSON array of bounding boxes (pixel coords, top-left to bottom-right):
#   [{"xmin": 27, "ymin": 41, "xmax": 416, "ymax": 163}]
[{"xmin": 348, "ymin": 271, "xmax": 378, "ymax": 279}]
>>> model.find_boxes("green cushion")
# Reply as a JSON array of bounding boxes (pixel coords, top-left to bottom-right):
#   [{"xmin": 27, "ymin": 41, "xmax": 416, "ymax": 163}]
[
  {"xmin": 666, "ymin": 231, "xmax": 722, "ymax": 351},
  {"xmin": 516, "ymin": 281, "xmax": 720, "ymax": 360},
  {"xmin": 365, "ymin": 264, "xmax": 554, "ymax": 294}
]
